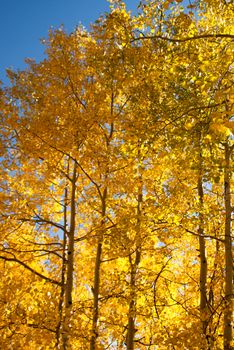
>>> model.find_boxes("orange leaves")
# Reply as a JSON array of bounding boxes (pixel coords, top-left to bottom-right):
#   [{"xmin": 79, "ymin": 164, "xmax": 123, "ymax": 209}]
[
  {"xmin": 175, "ymin": 13, "xmax": 193, "ymax": 28},
  {"xmin": 209, "ymin": 122, "xmax": 232, "ymax": 137}
]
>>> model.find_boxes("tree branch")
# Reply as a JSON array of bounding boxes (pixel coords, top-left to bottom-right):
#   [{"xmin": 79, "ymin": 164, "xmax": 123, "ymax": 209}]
[
  {"xmin": 0, "ymin": 254, "xmax": 61, "ymax": 286},
  {"xmin": 131, "ymin": 33, "xmax": 234, "ymax": 44}
]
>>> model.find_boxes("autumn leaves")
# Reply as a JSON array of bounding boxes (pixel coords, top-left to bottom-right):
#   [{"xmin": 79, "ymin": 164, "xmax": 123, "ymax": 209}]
[{"xmin": 0, "ymin": 0, "xmax": 233, "ymax": 349}]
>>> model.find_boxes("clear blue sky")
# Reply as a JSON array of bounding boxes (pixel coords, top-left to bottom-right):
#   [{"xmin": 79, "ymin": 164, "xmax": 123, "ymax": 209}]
[{"xmin": 0, "ymin": 0, "xmax": 139, "ymax": 84}]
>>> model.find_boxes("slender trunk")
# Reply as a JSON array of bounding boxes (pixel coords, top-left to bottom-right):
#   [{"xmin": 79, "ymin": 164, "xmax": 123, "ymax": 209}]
[
  {"xmin": 223, "ymin": 142, "xmax": 233, "ymax": 350},
  {"xmin": 198, "ymin": 175, "xmax": 208, "ymax": 340},
  {"xmin": 55, "ymin": 186, "xmax": 68, "ymax": 349},
  {"xmin": 126, "ymin": 258, "xmax": 139, "ymax": 350},
  {"xmin": 126, "ymin": 182, "xmax": 142, "ymax": 350},
  {"xmin": 207, "ymin": 239, "xmax": 220, "ymax": 348},
  {"xmin": 62, "ymin": 162, "xmax": 77, "ymax": 349},
  {"xmin": 89, "ymin": 119, "xmax": 113, "ymax": 349},
  {"xmin": 197, "ymin": 131, "xmax": 210, "ymax": 348},
  {"xmin": 90, "ymin": 187, "xmax": 107, "ymax": 350}
]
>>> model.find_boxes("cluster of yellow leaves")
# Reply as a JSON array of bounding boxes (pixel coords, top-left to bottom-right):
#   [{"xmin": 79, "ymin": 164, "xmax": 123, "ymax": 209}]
[{"xmin": 0, "ymin": 0, "xmax": 233, "ymax": 348}]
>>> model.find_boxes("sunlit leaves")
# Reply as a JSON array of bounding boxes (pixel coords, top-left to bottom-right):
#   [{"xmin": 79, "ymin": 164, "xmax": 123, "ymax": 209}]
[{"xmin": 0, "ymin": 0, "xmax": 233, "ymax": 348}]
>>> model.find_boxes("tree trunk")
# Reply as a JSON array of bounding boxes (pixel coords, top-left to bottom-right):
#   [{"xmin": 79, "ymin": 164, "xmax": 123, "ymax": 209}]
[
  {"xmin": 196, "ymin": 130, "xmax": 210, "ymax": 348},
  {"xmin": 126, "ymin": 259, "xmax": 139, "ymax": 350},
  {"xmin": 56, "ymin": 186, "xmax": 68, "ymax": 349},
  {"xmin": 198, "ymin": 175, "xmax": 209, "ymax": 343},
  {"xmin": 62, "ymin": 162, "xmax": 77, "ymax": 349},
  {"xmin": 126, "ymin": 182, "xmax": 142, "ymax": 350},
  {"xmin": 90, "ymin": 187, "xmax": 107, "ymax": 350},
  {"xmin": 223, "ymin": 142, "xmax": 233, "ymax": 350}
]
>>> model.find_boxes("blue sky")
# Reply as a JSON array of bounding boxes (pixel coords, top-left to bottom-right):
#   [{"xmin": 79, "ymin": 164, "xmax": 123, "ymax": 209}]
[{"xmin": 0, "ymin": 0, "xmax": 139, "ymax": 84}]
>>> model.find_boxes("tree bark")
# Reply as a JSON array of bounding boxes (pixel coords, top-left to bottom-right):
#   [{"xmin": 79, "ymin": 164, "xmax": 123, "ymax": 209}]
[
  {"xmin": 90, "ymin": 187, "xmax": 107, "ymax": 350},
  {"xmin": 126, "ymin": 181, "xmax": 142, "ymax": 350},
  {"xmin": 198, "ymin": 174, "xmax": 210, "ymax": 347},
  {"xmin": 223, "ymin": 142, "xmax": 233, "ymax": 350},
  {"xmin": 62, "ymin": 162, "xmax": 77, "ymax": 349},
  {"xmin": 55, "ymin": 186, "xmax": 68, "ymax": 349},
  {"xmin": 196, "ymin": 130, "xmax": 210, "ymax": 348}
]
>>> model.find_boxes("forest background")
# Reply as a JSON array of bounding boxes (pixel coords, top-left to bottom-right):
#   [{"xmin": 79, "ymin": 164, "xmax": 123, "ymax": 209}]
[{"xmin": 0, "ymin": 0, "xmax": 233, "ymax": 349}]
